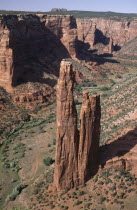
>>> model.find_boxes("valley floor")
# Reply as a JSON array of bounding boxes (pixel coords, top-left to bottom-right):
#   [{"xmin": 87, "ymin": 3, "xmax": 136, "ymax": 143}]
[{"xmin": 0, "ymin": 51, "xmax": 137, "ymax": 209}]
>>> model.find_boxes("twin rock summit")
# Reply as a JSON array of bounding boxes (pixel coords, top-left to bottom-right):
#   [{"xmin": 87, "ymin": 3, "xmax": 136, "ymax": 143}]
[{"xmin": 54, "ymin": 60, "xmax": 101, "ymax": 191}]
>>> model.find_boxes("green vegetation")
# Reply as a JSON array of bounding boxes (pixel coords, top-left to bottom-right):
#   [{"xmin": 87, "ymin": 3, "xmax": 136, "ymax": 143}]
[
  {"xmin": 45, "ymin": 169, "xmax": 54, "ymax": 184},
  {"xmin": 0, "ymin": 10, "xmax": 137, "ymax": 21},
  {"xmin": 0, "ymin": 22, "xmax": 137, "ymax": 209},
  {"xmin": 8, "ymin": 184, "xmax": 26, "ymax": 201},
  {"xmin": 43, "ymin": 157, "xmax": 54, "ymax": 166},
  {"xmin": 92, "ymin": 168, "xmax": 136, "ymax": 206}
]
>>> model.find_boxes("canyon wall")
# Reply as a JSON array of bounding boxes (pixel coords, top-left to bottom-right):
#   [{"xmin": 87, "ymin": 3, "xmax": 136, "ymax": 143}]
[
  {"xmin": 0, "ymin": 14, "xmax": 77, "ymax": 95},
  {"xmin": 54, "ymin": 60, "xmax": 101, "ymax": 190},
  {"xmin": 0, "ymin": 14, "xmax": 137, "ymax": 102},
  {"xmin": 77, "ymin": 18, "xmax": 137, "ymax": 49}
]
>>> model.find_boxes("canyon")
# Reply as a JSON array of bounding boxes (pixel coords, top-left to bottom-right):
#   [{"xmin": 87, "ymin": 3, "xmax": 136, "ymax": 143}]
[
  {"xmin": 0, "ymin": 14, "xmax": 77, "ymax": 105},
  {"xmin": 77, "ymin": 18, "xmax": 137, "ymax": 49},
  {"xmin": 0, "ymin": 11, "xmax": 137, "ymax": 209},
  {"xmin": 0, "ymin": 14, "xmax": 137, "ymax": 105}
]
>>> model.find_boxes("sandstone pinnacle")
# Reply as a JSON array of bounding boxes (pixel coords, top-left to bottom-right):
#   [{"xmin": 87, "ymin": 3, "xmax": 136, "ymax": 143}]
[{"xmin": 54, "ymin": 60, "xmax": 101, "ymax": 190}]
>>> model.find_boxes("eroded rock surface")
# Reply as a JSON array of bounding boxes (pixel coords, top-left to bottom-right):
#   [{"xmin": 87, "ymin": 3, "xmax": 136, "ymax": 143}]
[
  {"xmin": 78, "ymin": 92, "xmax": 101, "ymax": 184},
  {"xmin": 54, "ymin": 60, "xmax": 101, "ymax": 190},
  {"xmin": 54, "ymin": 60, "xmax": 79, "ymax": 190},
  {"xmin": 0, "ymin": 14, "xmax": 77, "ymax": 99},
  {"xmin": 76, "ymin": 18, "xmax": 137, "ymax": 51}
]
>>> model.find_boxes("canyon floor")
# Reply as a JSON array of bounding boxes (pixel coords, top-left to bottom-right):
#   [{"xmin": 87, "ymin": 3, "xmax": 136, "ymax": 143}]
[{"xmin": 0, "ymin": 41, "xmax": 137, "ymax": 210}]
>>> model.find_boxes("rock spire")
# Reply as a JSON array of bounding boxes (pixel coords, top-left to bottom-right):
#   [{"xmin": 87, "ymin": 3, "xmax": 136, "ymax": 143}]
[{"xmin": 54, "ymin": 60, "xmax": 101, "ymax": 190}]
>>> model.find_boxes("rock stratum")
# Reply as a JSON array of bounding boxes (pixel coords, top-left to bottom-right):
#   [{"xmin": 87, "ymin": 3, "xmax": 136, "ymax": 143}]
[
  {"xmin": 0, "ymin": 14, "xmax": 77, "ymax": 104},
  {"xmin": 77, "ymin": 18, "xmax": 137, "ymax": 50},
  {"xmin": 54, "ymin": 60, "xmax": 101, "ymax": 190},
  {"xmin": 0, "ymin": 14, "xmax": 137, "ymax": 105}
]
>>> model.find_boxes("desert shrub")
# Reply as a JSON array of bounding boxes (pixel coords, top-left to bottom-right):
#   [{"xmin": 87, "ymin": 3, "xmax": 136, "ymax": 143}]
[
  {"xmin": 10, "ymin": 159, "xmax": 18, "ymax": 168},
  {"xmin": 20, "ymin": 112, "xmax": 30, "ymax": 122},
  {"xmin": 116, "ymin": 74, "xmax": 122, "ymax": 79},
  {"xmin": 84, "ymin": 203, "xmax": 92, "ymax": 208},
  {"xmin": 102, "ymin": 93, "xmax": 108, "ymax": 98},
  {"xmin": 107, "ymin": 178, "xmax": 113, "ymax": 183},
  {"xmin": 9, "ymin": 184, "xmax": 26, "ymax": 201},
  {"xmin": 43, "ymin": 157, "xmax": 54, "ymax": 166},
  {"xmin": 128, "ymin": 189, "xmax": 134, "ymax": 193},
  {"xmin": 109, "ymin": 185, "xmax": 116, "ymax": 191},
  {"xmin": 99, "ymin": 196, "xmax": 106, "ymax": 204},
  {"xmin": 100, "ymin": 86, "xmax": 110, "ymax": 91},
  {"xmin": 110, "ymin": 79, "xmax": 115, "ymax": 85},
  {"xmin": 74, "ymin": 200, "xmax": 82, "ymax": 206},
  {"xmin": 98, "ymin": 181, "xmax": 104, "ymax": 185},
  {"xmin": 101, "ymin": 169, "xmax": 111, "ymax": 177},
  {"xmin": 64, "ymin": 206, "xmax": 68, "ymax": 210},
  {"xmin": 3, "ymin": 162, "xmax": 10, "ymax": 168},
  {"xmin": 114, "ymin": 175, "xmax": 120, "ymax": 179},
  {"xmin": 35, "ymin": 180, "xmax": 45, "ymax": 188},
  {"xmin": 74, "ymin": 98, "xmax": 79, "ymax": 105},
  {"xmin": 82, "ymin": 183, "xmax": 86, "ymax": 188},
  {"xmin": 33, "ymin": 188, "xmax": 39, "ymax": 195},
  {"xmin": 93, "ymin": 175, "xmax": 98, "ymax": 182},
  {"xmin": 11, "ymin": 207, "xmax": 24, "ymax": 210},
  {"xmin": 78, "ymin": 191, "xmax": 85, "ymax": 196},
  {"xmin": 49, "ymin": 149, "xmax": 54, "ymax": 153},
  {"xmin": 111, "ymin": 192, "xmax": 117, "ymax": 197},
  {"xmin": 75, "ymin": 84, "xmax": 82, "ymax": 92},
  {"xmin": 45, "ymin": 169, "xmax": 54, "ymax": 183},
  {"xmin": 72, "ymin": 192, "xmax": 77, "ymax": 196},
  {"xmin": 105, "ymin": 190, "xmax": 108, "ymax": 195},
  {"xmin": 63, "ymin": 187, "xmax": 70, "ymax": 194},
  {"xmin": 52, "ymin": 139, "xmax": 56, "ymax": 145},
  {"xmin": 123, "ymin": 186, "xmax": 127, "ymax": 190},
  {"xmin": 119, "ymin": 192, "xmax": 125, "ymax": 199}
]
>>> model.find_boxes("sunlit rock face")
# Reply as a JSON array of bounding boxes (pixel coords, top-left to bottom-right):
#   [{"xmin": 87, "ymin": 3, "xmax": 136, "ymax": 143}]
[
  {"xmin": 0, "ymin": 14, "xmax": 77, "ymax": 95},
  {"xmin": 76, "ymin": 18, "xmax": 137, "ymax": 49},
  {"xmin": 54, "ymin": 60, "xmax": 101, "ymax": 191}
]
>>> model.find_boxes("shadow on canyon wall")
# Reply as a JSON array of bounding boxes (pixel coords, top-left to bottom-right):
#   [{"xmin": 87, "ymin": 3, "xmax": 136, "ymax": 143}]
[
  {"xmin": 100, "ymin": 127, "xmax": 137, "ymax": 168},
  {"xmin": 95, "ymin": 29, "xmax": 110, "ymax": 45},
  {"xmin": 2, "ymin": 15, "xmax": 70, "ymax": 87},
  {"xmin": 86, "ymin": 125, "xmax": 137, "ymax": 180},
  {"xmin": 76, "ymin": 40, "xmax": 120, "ymax": 65},
  {"xmin": 2, "ymin": 14, "xmax": 122, "ymax": 88},
  {"xmin": 95, "ymin": 29, "xmax": 121, "ymax": 51}
]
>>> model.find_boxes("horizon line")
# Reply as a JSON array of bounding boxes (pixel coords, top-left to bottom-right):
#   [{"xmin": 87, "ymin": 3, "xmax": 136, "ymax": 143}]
[{"xmin": 0, "ymin": 9, "xmax": 137, "ymax": 15}]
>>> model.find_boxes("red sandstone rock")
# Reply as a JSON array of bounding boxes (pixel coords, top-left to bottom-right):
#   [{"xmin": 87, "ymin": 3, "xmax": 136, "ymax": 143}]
[
  {"xmin": 78, "ymin": 91, "xmax": 101, "ymax": 184},
  {"xmin": 108, "ymin": 37, "xmax": 113, "ymax": 54},
  {"xmin": 54, "ymin": 60, "xmax": 101, "ymax": 190},
  {"xmin": 0, "ymin": 14, "xmax": 77, "ymax": 98},
  {"xmin": 54, "ymin": 60, "xmax": 79, "ymax": 191},
  {"xmin": 0, "ymin": 21, "xmax": 14, "ymax": 93},
  {"xmin": 76, "ymin": 18, "xmax": 137, "ymax": 49},
  {"xmin": 88, "ymin": 23, "xmax": 96, "ymax": 48},
  {"xmin": 39, "ymin": 14, "xmax": 77, "ymax": 58},
  {"xmin": 104, "ymin": 37, "xmax": 113, "ymax": 53}
]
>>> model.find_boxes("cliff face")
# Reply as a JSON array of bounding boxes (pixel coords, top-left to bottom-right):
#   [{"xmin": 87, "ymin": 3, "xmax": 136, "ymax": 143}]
[
  {"xmin": 54, "ymin": 60, "xmax": 79, "ymax": 190},
  {"xmin": 0, "ymin": 14, "xmax": 77, "ymax": 96},
  {"xmin": 78, "ymin": 92, "xmax": 101, "ymax": 184},
  {"xmin": 54, "ymin": 60, "xmax": 101, "ymax": 190},
  {"xmin": 40, "ymin": 14, "xmax": 77, "ymax": 58},
  {"xmin": 0, "ymin": 20, "xmax": 13, "ymax": 92},
  {"xmin": 76, "ymin": 18, "xmax": 137, "ymax": 49},
  {"xmin": 1, "ymin": 14, "xmax": 136, "ymax": 103}
]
